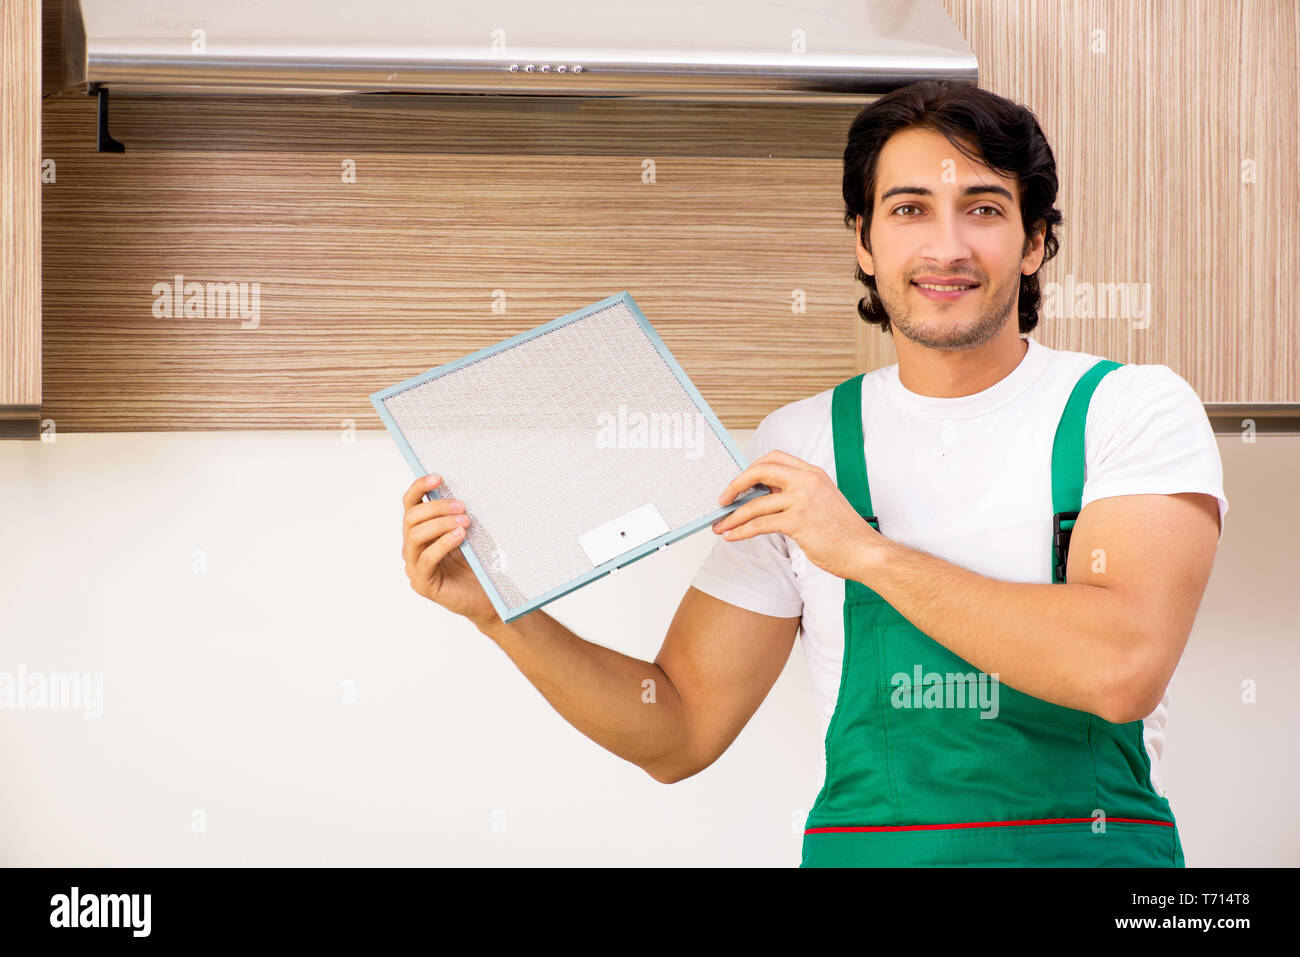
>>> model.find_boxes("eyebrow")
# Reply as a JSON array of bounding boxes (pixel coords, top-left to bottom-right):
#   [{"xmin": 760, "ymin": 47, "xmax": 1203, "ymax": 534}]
[{"xmin": 879, "ymin": 184, "xmax": 1016, "ymax": 204}]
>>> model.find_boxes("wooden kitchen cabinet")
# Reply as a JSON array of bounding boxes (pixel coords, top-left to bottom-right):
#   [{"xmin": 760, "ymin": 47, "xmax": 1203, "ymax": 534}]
[
  {"xmin": 1, "ymin": 0, "xmax": 40, "ymax": 438},
  {"xmin": 13, "ymin": 0, "xmax": 1300, "ymax": 437}
]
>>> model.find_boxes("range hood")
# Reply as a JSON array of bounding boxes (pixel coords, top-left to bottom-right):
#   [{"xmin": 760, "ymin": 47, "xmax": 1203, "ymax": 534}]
[{"xmin": 56, "ymin": 0, "xmax": 978, "ymax": 102}]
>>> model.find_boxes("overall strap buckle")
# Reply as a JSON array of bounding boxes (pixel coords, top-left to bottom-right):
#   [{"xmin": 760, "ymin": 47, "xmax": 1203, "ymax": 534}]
[
  {"xmin": 853, "ymin": 508, "xmax": 880, "ymax": 532},
  {"xmin": 1050, "ymin": 357, "xmax": 1122, "ymax": 584},
  {"xmin": 1053, "ymin": 511, "xmax": 1079, "ymax": 583}
]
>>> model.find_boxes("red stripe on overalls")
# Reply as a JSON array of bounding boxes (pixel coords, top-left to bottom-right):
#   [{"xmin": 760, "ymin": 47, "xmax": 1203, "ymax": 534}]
[{"xmin": 805, "ymin": 817, "xmax": 1174, "ymax": 834}]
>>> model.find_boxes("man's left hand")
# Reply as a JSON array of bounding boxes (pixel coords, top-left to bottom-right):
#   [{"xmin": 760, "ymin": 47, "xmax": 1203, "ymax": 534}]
[{"xmin": 712, "ymin": 450, "xmax": 887, "ymax": 581}]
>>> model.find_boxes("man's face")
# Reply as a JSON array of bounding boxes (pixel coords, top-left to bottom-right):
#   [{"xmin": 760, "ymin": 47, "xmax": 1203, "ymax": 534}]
[{"xmin": 856, "ymin": 126, "xmax": 1045, "ymax": 351}]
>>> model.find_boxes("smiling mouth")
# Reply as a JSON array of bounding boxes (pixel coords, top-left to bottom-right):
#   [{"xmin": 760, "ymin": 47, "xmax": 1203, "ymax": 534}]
[
  {"xmin": 911, "ymin": 280, "xmax": 980, "ymax": 303},
  {"xmin": 912, "ymin": 280, "xmax": 979, "ymax": 291}
]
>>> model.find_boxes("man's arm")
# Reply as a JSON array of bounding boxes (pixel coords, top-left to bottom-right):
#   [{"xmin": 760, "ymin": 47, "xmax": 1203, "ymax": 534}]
[
  {"xmin": 851, "ymin": 492, "xmax": 1221, "ymax": 724},
  {"xmin": 477, "ymin": 587, "xmax": 800, "ymax": 783}
]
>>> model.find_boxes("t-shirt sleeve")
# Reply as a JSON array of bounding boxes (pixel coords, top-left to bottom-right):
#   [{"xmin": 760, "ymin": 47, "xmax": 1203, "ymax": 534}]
[
  {"xmin": 1082, "ymin": 363, "xmax": 1228, "ymax": 541},
  {"xmin": 687, "ymin": 416, "xmax": 804, "ymax": 619}
]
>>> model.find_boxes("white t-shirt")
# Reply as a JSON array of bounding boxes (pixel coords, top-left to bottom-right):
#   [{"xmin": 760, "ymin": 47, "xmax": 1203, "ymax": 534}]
[{"xmin": 689, "ymin": 335, "xmax": 1228, "ymax": 799}]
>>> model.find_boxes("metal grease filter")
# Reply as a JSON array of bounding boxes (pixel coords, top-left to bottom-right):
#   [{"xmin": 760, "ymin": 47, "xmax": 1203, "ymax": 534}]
[{"xmin": 374, "ymin": 293, "xmax": 765, "ymax": 621}]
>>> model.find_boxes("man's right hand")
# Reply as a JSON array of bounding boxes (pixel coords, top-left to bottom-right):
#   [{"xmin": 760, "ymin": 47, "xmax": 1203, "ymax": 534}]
[{"xmin": 401, "ymin": 474, "xmax": 500, "ymax": 629}]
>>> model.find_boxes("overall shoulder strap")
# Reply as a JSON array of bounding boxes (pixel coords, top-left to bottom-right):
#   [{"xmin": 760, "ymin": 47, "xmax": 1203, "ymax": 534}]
[
  {"xmin": 831, "ymin": 373, "xmax": 878, "ymax": 530},
  {"xmin": 1050, "ymin": 358, "xmax": 1123, "ymax": 582}
]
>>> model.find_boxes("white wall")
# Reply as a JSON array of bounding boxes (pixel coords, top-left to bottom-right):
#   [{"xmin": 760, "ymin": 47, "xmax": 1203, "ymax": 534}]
[{"xmin": 0, "ymin": 427, "xmax": 1294, "ymax": 866}]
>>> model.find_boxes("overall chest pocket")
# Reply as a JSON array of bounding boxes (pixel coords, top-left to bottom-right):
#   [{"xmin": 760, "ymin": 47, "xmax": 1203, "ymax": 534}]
[{"xmin": 872, "ymin": 616, "xmax": 1095, "ymax": 821}]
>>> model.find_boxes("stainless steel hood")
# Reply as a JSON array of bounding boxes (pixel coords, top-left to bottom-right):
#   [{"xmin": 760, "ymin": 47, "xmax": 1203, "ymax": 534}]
[{"xmin": 57, "ymin": 0, "xmax": 978, "ymax": 102}]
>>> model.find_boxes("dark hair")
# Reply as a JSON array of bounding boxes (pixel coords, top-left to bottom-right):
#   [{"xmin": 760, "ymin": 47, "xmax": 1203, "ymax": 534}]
[{"xmin": 842, "ymin": 80, "xmax": 1062, "ymax": 334}]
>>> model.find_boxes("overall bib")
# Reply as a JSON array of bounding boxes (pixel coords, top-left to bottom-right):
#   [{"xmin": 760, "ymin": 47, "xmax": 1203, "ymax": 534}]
[{"xmin": 801, "ymin": 359, "xmax": 1185, "ymax": 867}]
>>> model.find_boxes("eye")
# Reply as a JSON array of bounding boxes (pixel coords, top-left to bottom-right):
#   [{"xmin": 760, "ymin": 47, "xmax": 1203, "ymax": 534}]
[
  {"xmin": 972, "ymin": 205, "xmax": 1002, "ymax": 216},
  {"xmin": 892, "ymin": 204, "xmax": 921, "ymax": 216}
]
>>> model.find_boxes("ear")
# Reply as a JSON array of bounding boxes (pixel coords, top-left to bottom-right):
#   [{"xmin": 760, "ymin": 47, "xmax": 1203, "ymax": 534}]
[
  {"xmin": 1022, "ymin": 219, "xmax": 1047, "ymax": 276},
  {"xmin": 855, "ymin": 215, "xmax": 875, "ymax": 277}
]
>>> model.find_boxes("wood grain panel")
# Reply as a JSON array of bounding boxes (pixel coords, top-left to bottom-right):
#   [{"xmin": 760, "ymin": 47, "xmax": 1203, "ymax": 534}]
[
  {"xmin": 2, "ymin": 0, "xmax": 41, "ymax": 427},
  {"xmin": 36, "ymin": 0, "xmax": 1299, "ymax": 434},
  {"xmin": 41, "ymin": 91, "xmax": 861, "ymax": 431},
  {"xmin": 922, "ymin": 0, "xmax": 1299, "ymax": 402},
  {"xmin": 56, "ymin": 92, "xmax": 865, "ymax": 159}
]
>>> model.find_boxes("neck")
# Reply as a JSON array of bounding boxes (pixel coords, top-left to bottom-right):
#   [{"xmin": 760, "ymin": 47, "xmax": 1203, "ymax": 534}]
[{"xmin": 895, "ymin": 331, "xmax": 1029, "ymax": 398}]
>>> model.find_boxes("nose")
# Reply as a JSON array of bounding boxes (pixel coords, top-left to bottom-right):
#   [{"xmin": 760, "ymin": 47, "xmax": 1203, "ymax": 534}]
[{"xmin": 917, "ymin": 208, "xmax": 975, "ymax": 271}]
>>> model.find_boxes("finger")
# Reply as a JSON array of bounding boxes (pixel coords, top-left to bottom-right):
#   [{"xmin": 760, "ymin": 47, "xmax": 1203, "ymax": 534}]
[
  {"xmin": 405, "ymin": 512, "xmax": 469, "ymax": 563},
  {"xmin": 758, "ymin": 449, "xmax": 821, "ymax": 471},
  {"xmin": 718, "ymin": 512, "xmax": 783, "ymax": 542},
  {"xmin": 713, "ymin": 490, "xmax": 788, "ymax": 533},
  {"xmin": 403, "ymin": 495, "xmax": 465, "ymax": 536},
  {"xmin": 411, "ymin": 520, "xmax": 470, "ymax": 581},
  {"xmin": 403, "ymin": 473, "xmax": 443, "ymax": 510},
  {"xmin": 717, "ymin": 462, "xmax": 800, "ymax": 506}
]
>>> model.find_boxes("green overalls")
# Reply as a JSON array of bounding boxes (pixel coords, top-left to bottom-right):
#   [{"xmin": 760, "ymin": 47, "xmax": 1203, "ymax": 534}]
[{"xmin": 801, "ymin": 359, "xmax": 1186, "ymax": 867}]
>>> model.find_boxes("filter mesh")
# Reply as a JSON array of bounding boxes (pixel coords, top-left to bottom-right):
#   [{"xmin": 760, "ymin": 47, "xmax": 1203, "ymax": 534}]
[{"xmin": 382, "ymin": 300, "xmax": 759, "ymax": 611}]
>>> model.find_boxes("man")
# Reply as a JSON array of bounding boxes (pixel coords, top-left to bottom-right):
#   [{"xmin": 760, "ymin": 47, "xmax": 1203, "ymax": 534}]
[{"xmin": 399, "ymin": 80, "xmax": 1227, "ymax": 867}]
